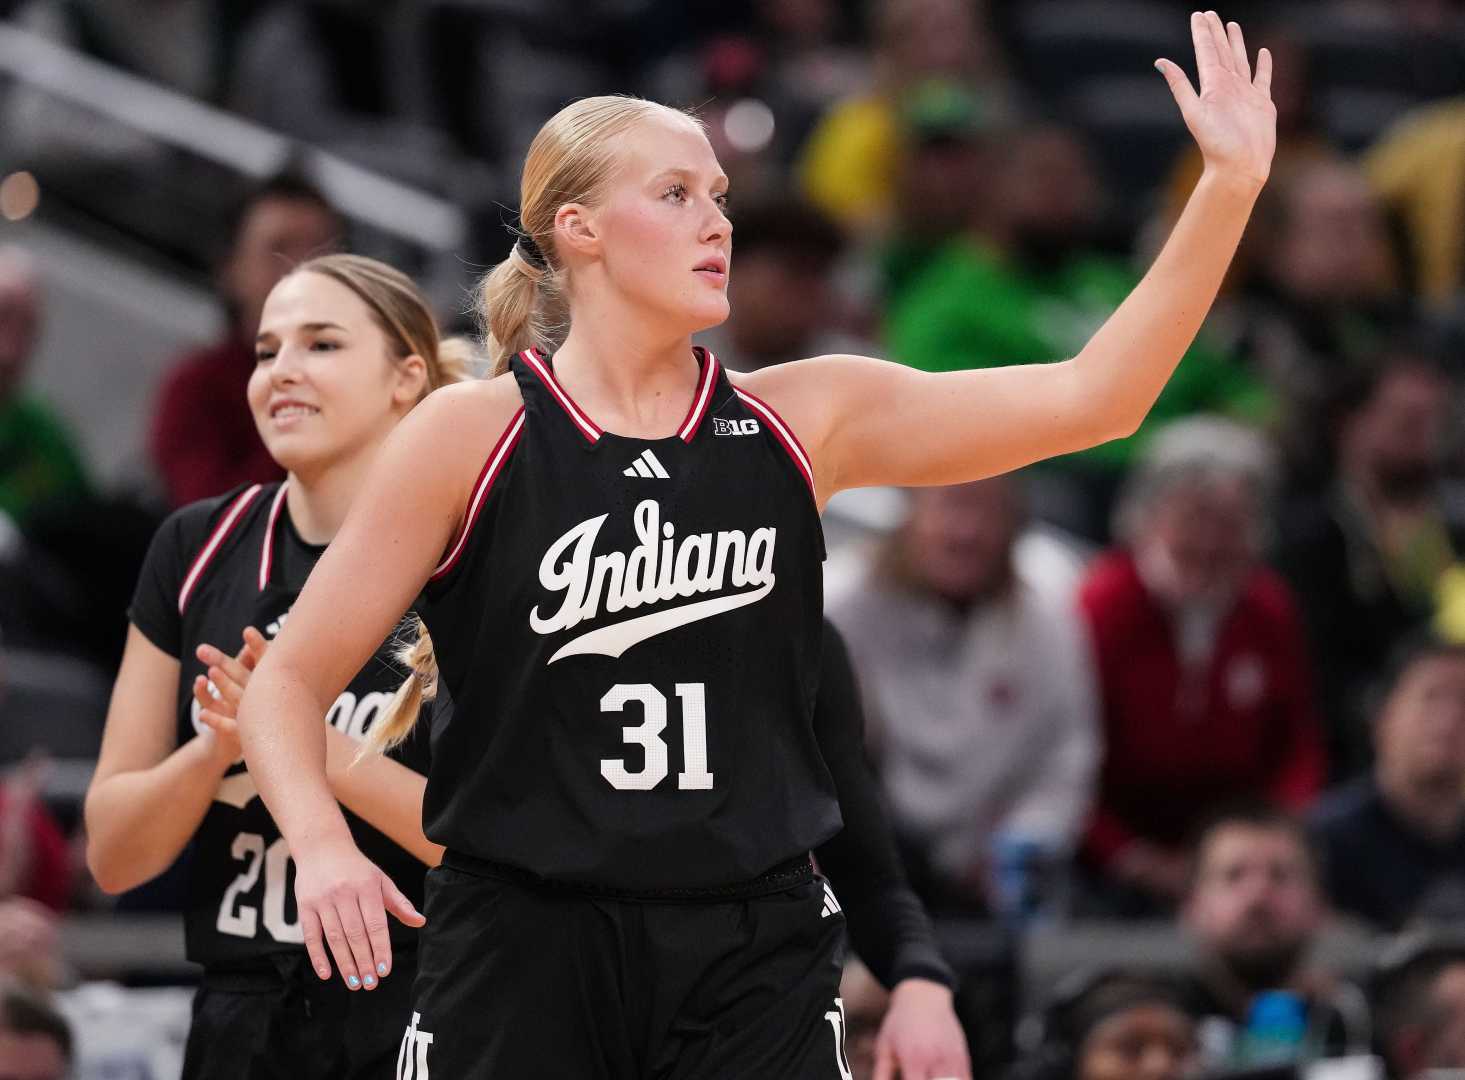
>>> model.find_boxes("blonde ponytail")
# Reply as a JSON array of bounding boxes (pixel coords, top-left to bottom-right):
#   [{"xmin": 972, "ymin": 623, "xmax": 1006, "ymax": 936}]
[
  {"xmin": 480, "ymin": 245, "xmax": 552, "ymax": 376},
  {"xmin": 435, "ymin": 336, "xmax": 479, "ymax": 385},
  {"xmin": 357, "ymin": 617, "xmax": 439, "ymax": 762}
]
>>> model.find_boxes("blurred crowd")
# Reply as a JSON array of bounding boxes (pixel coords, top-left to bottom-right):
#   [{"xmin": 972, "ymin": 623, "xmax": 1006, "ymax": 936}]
[{"xmin": 4, "ymin": 0, "xmax": 1465, "ymax": 1077}]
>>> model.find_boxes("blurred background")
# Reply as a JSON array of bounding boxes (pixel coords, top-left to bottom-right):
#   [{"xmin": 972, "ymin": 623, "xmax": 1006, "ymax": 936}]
[{"xmin": 4, "ymin": 0, "xmax": 1465, "ymax": 1077}]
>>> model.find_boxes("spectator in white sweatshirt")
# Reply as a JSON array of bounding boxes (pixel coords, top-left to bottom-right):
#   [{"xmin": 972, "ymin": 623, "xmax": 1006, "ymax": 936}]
[{"xmin": 828, "ymin": 473, "xmax": 1100, "ymax": 916}]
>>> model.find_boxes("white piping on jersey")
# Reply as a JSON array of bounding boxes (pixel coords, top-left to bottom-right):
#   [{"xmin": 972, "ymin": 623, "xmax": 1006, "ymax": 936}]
[
  {"xmin": 431, "ymin": 409, "xmax": 525, "ymax": 582},
  {"xmin": 257, "ymin": 483, "xmax": 289, "ymax": 591},
  {"xmin": 677, "ymin": 348, "xmax": 719, "ymax": 441},
  {"xmin": 622, "ymin": 449, "xmax": 670, "ymax": 479},
  {"xmin": 521, "ymin": 348, "xmax": 602, "ymax": 442},
  {"xmin": 530, "ymin": 497, "xmax": 777, "ymax": 662},
  {"xmin": 177, "ymin": 484, "xmax": 264, "ymax": 614},
  {"xmin": 733, "ymin": 388, "xmax": 816, "ymax": 499}
]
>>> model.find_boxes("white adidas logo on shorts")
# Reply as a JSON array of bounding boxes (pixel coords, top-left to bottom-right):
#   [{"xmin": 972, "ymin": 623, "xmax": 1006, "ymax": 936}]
[
  {"xmin": 623, "ymin": 449, "xmax": 670, "ymax": 479},
  {"xmin": 820, "ymin": 881, "xmax": 842, "ymax": 919}
]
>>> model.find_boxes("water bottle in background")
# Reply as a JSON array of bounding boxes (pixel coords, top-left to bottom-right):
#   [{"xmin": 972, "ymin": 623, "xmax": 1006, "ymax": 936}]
[
  {"xmin": 989, "ymin": 832, "xmax": 1068, "ymax": 928},
  {"xmin": 1239, "ymin": 990, "xmax": 1309, "ymax": 1066}
]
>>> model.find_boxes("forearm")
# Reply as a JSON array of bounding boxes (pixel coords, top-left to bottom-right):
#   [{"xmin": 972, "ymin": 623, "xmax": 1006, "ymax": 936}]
[
  {"xmin": 237, "ymin": 665, "xmax": 351, "ymax": 855},
  {"xmin": 85, "ymin": 737, "xmax": 230, "ymax": 893},
  {"xmin": 324, "ymin": 729, "xmax": 443, "ymax": 867},
  {"xmin": 1072, "ymin": 169, "xmax": 1262, "ymax": 438}
]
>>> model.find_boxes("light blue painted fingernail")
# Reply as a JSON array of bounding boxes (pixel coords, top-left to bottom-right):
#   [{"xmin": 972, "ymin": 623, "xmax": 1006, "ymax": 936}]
[
  {"xmin": 363, "ymin": 975, "xmax": 376, "ymax": 987},
  {"xmin": 348, "ymin": 975, "xmax": 361, "ymax": 988},
  {"xmin": 377, "ymin": 963, "xmax": 388, "ymax": 976}
]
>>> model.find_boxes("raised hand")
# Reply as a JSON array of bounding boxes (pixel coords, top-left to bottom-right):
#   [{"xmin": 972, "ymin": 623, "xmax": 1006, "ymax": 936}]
[{"xmin": 1156, "ymin": 11, "xmax": 1276, "ymax": 187}]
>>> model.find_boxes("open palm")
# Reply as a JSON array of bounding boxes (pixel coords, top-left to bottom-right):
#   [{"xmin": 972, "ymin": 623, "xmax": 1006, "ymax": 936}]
[{"xmin": 1158, "ymin": 11, "xmax": 1276, "ymax": 186}]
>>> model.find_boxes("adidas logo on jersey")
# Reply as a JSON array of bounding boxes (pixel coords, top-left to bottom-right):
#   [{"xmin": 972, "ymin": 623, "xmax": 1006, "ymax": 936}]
[
  {"xmin": 713, "ymin": 418, "xmax": 760, "ymax": 436},
  {"xmin": 530, "ymin": 498, "xmax": 777, "ymax": 664},
  {"xmin": 622, "ymin": 449, "xmax": 670, "ymax": 479},
  {"xmin": 821, "ymin": 881, "xmax": 842, "ymax": 919}
]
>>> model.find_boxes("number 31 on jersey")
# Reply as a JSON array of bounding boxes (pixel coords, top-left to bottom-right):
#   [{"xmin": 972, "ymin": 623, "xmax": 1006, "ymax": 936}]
[{"xmin": 600, "ymin": 682, "xmax": 712, "ymax": 792}]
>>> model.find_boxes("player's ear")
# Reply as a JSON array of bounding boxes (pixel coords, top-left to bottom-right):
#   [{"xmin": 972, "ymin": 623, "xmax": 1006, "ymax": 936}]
[
  {"xmin": 393, "ymin": 354, "xmax": 429, "ymax": 406},
  {"xmin": 555, "ymin": 203, "xmax": 599, "ymax": 259}
]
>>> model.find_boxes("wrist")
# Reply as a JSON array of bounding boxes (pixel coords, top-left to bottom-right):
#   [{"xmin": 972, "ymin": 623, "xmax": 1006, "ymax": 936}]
[
  {"xmin": 1197, "ymin": 165, "xmax": 1266, "ymax": 201},
  {"xmin": 893, "ymin": 977, "xmax": 954, "ymax": 1005}
]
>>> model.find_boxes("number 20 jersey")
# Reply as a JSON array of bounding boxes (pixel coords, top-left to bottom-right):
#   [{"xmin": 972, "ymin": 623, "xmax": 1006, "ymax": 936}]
[
  {"xmin": 128, "ymin": 481, "xmax": 431, "ymax": 970},
  {"xmin": 418, "ymin": 349, "xmax": 842, "ymax": 891}
]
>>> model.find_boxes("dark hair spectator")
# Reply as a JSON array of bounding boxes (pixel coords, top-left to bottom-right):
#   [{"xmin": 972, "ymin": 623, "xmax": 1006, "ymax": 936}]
[
  {"xmin": 1275, "ymin": 350, "xmax": 1464, "ymax": 775},
  {"xmin": 1310, "ymin": 635, "xmax": 1465, "ymax": 930},
  {"xmin": 1008, "ymin": 969, "xmax": 1199, "ymax": 1080},
  {"xmin": 1079, "ymin": 418, "xmax": 1325, "ymax": 913},
  {"xmin": 148, "ymin": 170, "xmax": 344, "ymax": 507},
  {"xmin": 1181, "ymin": 805, "xmax": 1372, "ymax": 1070},
  {"xmin": 1374, "ymin": 933, "xmax": 1465, "ymax": 1079}
]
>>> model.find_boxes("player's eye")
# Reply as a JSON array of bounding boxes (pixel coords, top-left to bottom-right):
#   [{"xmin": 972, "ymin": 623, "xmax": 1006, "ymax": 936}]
[
  {"xmin": 255, "ymin": 348, "xmax": 276, "ymax": 363},
  {"xmin": 714, "ymin": 191, "xmax": 731, "ymax": 215},
  {"xmin": 310, "ymin": 339, "xmax": 341, "ymax": 352},
  {"xmin": 663, "ymin": 183, "xmax": 687, "ymax": 203}
]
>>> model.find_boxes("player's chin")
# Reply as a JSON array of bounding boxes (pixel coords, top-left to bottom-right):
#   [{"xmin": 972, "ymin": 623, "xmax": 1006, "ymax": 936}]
[{"xmin": 684, "ymin": 295, "xmax": 731, "ymax": 334}]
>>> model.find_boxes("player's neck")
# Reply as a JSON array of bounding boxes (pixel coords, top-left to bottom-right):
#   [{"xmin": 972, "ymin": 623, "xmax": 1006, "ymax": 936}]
[
  {"xmin": 284, "ymin": 445, "xmax": 379, "ymax": 545},
  {"xmin": 553, "ymin": 314, "xmax": 698, "ymax": 437}
]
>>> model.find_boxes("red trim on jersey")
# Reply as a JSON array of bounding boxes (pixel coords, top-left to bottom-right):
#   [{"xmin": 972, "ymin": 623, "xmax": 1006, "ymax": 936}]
[
  {"xmin": 178, "ymin": 484, "xmax": 264, "ymax": 615},
  {"xmin": 521, "ymin": 349, "xmax": 602, "ymax": 443},
  {"xmin": 734, "ymin": 388, "xmax": 816, "ymax": 500},
  {"xmin": 257, "ymin": 483, "xmax": 288, "ymax": 591},
  {"xmin": 677, "ymin": 348, "xmax": 720, "ymax": 442},
  {"xmin": 430, "ymin": 408, "xmax": 526, "ymax": 582}
]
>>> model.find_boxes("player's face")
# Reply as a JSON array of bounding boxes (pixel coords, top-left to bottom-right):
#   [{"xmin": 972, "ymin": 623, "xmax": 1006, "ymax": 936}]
[
  {"xmin": 583, "ymin": 114, "xmax": 733, "ymax": 334},
  {"xmin": 249, "ymin": 271, "xmax": 421, "ymax": 479}
]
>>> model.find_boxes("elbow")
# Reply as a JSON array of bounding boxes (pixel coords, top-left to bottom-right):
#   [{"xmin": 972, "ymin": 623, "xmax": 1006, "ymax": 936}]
[{"xmin": 86, "ymin": 842, "xmax": 137, "ymax": 896}]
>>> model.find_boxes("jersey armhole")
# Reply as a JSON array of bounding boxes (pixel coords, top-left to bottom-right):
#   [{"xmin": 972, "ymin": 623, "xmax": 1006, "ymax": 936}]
[
  {"xmin": 177, "ymin": 484, "xmax": 266, "ymax": 614},
  {"xmin": 428, "ymin": 407, "xmax": 526, "ymax": 585},
  {"xmin": 732, "ymin": 388, "xmax": 817, "ymax": 502}
]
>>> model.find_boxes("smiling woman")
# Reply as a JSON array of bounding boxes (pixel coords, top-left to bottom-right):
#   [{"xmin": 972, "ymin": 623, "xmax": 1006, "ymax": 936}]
[
  {"xmin": 238, "ymin": 15, "xmax": 1276, "ymax": 1077},
  {"xmin": 83, "ymin": 254, "xmax": 469, "ymax": 1080}
]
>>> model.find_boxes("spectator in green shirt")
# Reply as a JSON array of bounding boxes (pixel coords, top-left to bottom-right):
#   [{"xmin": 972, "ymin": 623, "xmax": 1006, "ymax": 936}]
[
  {"xmin": 0, "ymin": 248, "xmax": 89, "ymax": 528},
  {"xmin": 887, "ymin": 124, "xmax": 1272, "ymax": 538}
]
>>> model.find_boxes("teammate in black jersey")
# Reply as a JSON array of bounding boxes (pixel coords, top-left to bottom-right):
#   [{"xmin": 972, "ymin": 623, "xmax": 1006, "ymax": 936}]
[
  {"xmin": 84, "ymin": 254, "xmax": 471, "ymax": 1079},
  {"xmin": 240, "ymin": 16, "xmax": 1276, "ymax": 1078}
]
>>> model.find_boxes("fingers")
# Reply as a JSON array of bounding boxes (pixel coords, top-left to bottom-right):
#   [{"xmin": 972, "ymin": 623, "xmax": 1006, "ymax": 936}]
[
  {"xmin": 382, "ymin": 874, "xmax": 427, "ymax": 929},
  {"xmin": 192, "ymin": 674, "xmax": 222, "ymax": 715},
  {"xmin": 872, "ymin": 1040, "xmax": 896, "ymax": 1080},
  {"xmin": 1190, "ymin": 10, "xmax": 1223, "ymax": 89},
  {"xmin": 337, "ymin": 892, "xmax": 382, "ymax": 991},
  {"xmin": 240, "ymin": 626, "xmax": 270, "ymax": 669},
  {"xmin": 317, "ymin": 902, "xmax": 369, "ymax": 991},
  {"xmin": 197, "ymin": 707, "xmax": 240, "ymax": 742},
  {"xmin": 1225, "ymin": 19, "xmax": 1251, "ymax": 81},
  {"xmin": 360, "ymin": 879, "xmax": 397, "ymax": 983},
  {"xmin": 1254, "ymin": 45, "xmax": 1273, "ymax": 95},
  {"xmin": 1155, "ymin": 58, "xmax": 1199, "ymax": 113},
  {"xmin": 301, "ymin": 906, "xmax": 333, "ymax": 980},
  {"xmin": 1204, "ymin": 11, "xmax": 1233, "ymax": 75},
  {"xmin": 197, "ymin": 644, "xmax": 251, "ymax": 705}
]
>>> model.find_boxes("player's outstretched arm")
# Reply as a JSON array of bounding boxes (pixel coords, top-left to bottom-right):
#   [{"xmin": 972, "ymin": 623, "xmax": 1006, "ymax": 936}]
[
  {"xmin": 236, "ymin": 379, "xmax": 517, "ymax": 988},
  {"xmin": 747, "ymin": 13, "xmax": 1275, "ymax": 498}
]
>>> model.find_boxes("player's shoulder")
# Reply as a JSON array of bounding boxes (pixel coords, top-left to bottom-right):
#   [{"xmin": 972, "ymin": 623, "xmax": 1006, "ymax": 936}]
[
  {"xmin": 159, "ymin": 481, "xmax": 278, "ymax": 562},
  {"xmin": 408, "ymin": 372, "xmax": 523, "ymax": 449}
]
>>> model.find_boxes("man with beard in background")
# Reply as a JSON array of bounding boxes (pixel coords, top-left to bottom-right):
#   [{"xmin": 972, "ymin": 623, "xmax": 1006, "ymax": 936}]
[{"xmin": 1180, "ymin": 805, "xmax": 1372, "ymax": 1071}]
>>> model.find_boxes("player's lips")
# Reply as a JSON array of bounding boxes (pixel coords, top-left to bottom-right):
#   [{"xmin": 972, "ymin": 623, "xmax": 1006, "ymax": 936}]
[
  {"xmin": 269, "ymin": 398, "xmax": 320, "ymax": 424},
  {"xmin": 693, "ymin": 255, "xmax": 727, "ymax": 282}
]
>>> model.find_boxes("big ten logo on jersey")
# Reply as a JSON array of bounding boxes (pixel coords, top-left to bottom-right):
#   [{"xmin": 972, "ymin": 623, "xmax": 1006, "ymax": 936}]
[
  {"xmin": 713, "ymin": 417, "xmax": 759, "ymax": 436},
  {"xmin": 397, "ymin": 1013, "xmax": 434, "ymax": 1080}
]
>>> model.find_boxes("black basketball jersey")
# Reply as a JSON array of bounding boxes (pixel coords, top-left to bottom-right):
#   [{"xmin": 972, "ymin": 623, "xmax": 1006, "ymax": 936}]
[
  {"xmin": 417, "ymin": 347, "xmax": 842, "ymax": 891},
  {"xmin": 129, "ymin": 481, "xmax": 432, "ymax": 971}
]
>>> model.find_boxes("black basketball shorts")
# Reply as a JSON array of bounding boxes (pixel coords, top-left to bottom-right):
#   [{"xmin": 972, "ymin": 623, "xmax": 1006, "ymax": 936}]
[
  {"xmin": 181, "ymin": 948, "xmax": 418, "ymax": 1079},
  {"xmin": 399, "ymin": 859, "xmax": 853, "ymax": 1078}
]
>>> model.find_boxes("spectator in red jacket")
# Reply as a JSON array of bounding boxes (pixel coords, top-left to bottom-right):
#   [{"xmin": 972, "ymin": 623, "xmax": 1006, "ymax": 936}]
[
  {"xmin": 1079, "ymin": 417, "xmax": 1326, "ymax": 914},
  {"xmin": 148, "ymin": 172, "xmax": 344, "ymax": 506}
]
